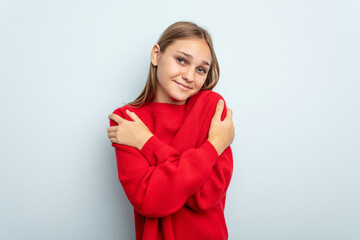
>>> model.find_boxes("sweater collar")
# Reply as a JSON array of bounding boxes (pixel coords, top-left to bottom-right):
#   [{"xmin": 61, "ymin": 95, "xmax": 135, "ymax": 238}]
[{"xmin": 143, "ymin": 100, "xmax": 187, "ymax": 114}]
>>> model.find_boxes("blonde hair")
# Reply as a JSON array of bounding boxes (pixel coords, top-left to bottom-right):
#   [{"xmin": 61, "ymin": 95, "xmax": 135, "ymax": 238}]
[{"xmin": 127, "ymin": 21, "xmax": 220, "ymax": 107}]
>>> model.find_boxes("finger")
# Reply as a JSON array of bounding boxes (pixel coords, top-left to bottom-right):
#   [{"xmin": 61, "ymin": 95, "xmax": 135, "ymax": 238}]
[
  {"xmin": 109, "ymin": 114, "xmax": 124, "ymax": 124},
  {"xmin": 126, "ymin": 109, "xmax": 141, "ymax": 122},
  {"xmin": 213, "ymin": 99, "xmax": 225, "ymax": 120},
  {"xmin": 107, "ymin": 126, "xmax": 118, "ymax": 133},
  {"xmin": 107, "ymin": 132, "xmax": 116, "ymax": 138},
  {"xmin": 225, "ymin": 107, "xmax": 233, "ymax": 121}
]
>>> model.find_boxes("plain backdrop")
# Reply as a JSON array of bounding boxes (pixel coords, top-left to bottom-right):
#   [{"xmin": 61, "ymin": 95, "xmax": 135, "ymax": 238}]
[{"xmin": 1, "ymin": 0, "xmax": 359, "ymax": 239}]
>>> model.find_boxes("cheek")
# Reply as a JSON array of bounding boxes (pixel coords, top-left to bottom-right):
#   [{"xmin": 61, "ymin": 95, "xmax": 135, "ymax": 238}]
[
  {"xmin": 195, "ymin": 77, "xmax": 207, "ymax": 89},
  {"xmin": 157, "ymin": 62, "xmax": 179, "ymax": 81},
  {"xmin": 156, "ymin": 66, "xmax": 168, "ymax": 85},
  {"xmin": 167, "ymin": 63, "xmax": 182, "ymax": 78}
]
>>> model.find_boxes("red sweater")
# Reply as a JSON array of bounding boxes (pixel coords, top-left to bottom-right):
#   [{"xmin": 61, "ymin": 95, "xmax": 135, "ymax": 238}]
[{"xmin": 110, "ymin": 90, "xmax": 233, "ymax": 240}]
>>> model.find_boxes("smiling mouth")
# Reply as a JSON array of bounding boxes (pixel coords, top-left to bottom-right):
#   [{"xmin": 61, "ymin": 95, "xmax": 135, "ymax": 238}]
[{"xmin": 174, "ymin": 81, "xmax": 191, "ymax": 90}]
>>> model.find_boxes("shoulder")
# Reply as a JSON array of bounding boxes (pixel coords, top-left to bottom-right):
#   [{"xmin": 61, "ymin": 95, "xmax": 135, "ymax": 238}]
[
  {"xmin": 189, "ymin": 90, "xmax": 228, "ymax": 120},
  {"xmin": 190, "ymin": 90, "xmax": 226, "ymax": 110},
  {"xmin": 110, "ymin": 104, "xmax": 141, "ymax": 127},
  {"xmin": 112, "ymin": 105, "xmax": 129, "ymax": 117},
  {"xmin": 193, "ymin": 90, "xmax": 225, "ymax": 103},
  {"xmin": 112, "ymin": 104, "xmax": 143, "ymax": 117}
]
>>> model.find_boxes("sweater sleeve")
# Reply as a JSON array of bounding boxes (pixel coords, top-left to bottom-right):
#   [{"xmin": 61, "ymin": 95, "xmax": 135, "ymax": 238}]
[
  {"xmin": 138, "ymin": 91, "xmax": 234, "ymax": 212},
  {"xmin": 184, "ymin": 92, "xmax": 234, "ymax": 212},
  {"xmin": 110, "ymin": 110, "xmax": 219, "ymax": 218},
  {"xmin": 143, "ymin": 140, "xmax": 233, "ymax": 213},
  {"xmin": 184, "ymin": 146, "xmax": 233, "ymax": 212}
]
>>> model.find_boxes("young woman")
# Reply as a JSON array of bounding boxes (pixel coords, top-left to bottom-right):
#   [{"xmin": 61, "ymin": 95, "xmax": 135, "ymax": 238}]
[{"xmin": 107, "ymin": 21, "xmax": 235, "ymax": 240}]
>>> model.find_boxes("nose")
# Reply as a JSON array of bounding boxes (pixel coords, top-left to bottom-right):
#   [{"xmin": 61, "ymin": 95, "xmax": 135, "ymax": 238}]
[{"xmin": 182, "ymin": 67, "xmax": 195, "ymax": 82}]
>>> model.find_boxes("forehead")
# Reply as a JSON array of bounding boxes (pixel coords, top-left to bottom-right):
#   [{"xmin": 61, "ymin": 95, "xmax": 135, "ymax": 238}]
[{"xmin": 166, "ymin": 38, "xmax": 212, "ymax": 63}]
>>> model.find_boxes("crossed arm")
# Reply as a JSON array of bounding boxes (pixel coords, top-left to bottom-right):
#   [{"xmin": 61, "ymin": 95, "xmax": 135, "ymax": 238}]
[{"xmin": 107, "ymin": 99, "xmax": 234, "ymax": 216}]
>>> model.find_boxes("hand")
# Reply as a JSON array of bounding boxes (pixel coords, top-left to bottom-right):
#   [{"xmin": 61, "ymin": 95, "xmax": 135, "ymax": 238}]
[
  {"xmin": 207, "ymin": 99, "xmax": 235, "ymax": 156},
  {"xmin": 107, "ymin": 110, "xmax": 154, "ymax": 150}
]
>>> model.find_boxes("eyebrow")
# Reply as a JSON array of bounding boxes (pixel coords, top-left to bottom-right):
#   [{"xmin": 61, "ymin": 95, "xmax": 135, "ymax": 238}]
[{"xmin": 176, "ymin": 51, "xmax": 210, "ymax": 66}]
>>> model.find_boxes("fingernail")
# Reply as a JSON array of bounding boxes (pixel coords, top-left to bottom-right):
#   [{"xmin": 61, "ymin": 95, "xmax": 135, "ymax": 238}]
[{"xmin": 218, "ymin": 99, "xmax": 224, "ymax": 105}]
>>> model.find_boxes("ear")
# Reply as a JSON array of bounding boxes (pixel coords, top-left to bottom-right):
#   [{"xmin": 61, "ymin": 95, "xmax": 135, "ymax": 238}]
[{"xmin": 151, "ymin": 44, "xmax": 161, "ymax": 66}]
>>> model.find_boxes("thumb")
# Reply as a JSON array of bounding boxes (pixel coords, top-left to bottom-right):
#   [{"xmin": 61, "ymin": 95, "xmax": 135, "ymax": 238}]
[
  {"xmin": 213, "ymin": 99, "xmax": 224, "ymax": 120},
  {"xmin": 224, "ymin": 107, "xmax": 233, "ymax": 121},
  {"xmin": 126, "ymin": 109, "xmax": 141, "ymax": 122},
  {"xmin": 108, "ymin": 114, "xmax": 124, "ymax": 124}
]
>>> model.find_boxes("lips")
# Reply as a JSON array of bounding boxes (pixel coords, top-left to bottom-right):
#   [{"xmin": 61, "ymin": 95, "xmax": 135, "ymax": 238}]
[{"xmin": 174, "ymin": 81, "xmax": 191, "ymax": 90}]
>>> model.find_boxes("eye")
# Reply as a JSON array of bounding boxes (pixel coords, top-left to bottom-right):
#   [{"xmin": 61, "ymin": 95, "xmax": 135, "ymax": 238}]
[
  {"xmin": 198, "ymin": 68, "xmax": 207, "ymax": 74},
  {"xmin": 176, "ymin": 57, "xmax": 186, "ymax": 64}
]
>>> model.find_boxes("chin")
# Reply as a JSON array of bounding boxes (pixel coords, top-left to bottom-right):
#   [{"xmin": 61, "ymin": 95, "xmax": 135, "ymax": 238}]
[{"xmin": 169, "ymin": 93, "xmax": 190, "ymax": 104}]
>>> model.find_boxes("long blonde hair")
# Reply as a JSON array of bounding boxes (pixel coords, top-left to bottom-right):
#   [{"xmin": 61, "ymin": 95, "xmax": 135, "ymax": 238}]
[{"xmin": 127, "ymin": 21, "xmax": 220, "ymax": 107}]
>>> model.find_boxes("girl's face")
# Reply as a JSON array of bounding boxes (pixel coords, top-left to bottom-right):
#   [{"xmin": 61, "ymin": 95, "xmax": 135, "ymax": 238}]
[{"xmin": 151, "ymin": 38, "xmax": 212, "ymax": 105}]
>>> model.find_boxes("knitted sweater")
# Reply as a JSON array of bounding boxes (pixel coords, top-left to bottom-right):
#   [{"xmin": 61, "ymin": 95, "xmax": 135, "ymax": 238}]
[{"xmin": 110, "ymin": 90, "xmax": 233, "ymax": 240}]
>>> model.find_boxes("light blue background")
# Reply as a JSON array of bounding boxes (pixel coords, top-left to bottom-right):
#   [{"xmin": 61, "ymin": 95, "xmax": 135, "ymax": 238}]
[{"xmin": 1, "ymin": 0, "xmax": 359, "ymax": 239}]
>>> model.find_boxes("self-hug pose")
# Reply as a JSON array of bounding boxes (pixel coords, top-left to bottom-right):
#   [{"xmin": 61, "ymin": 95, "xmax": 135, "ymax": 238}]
[{"xmin": 108, "ymin": 21, "xmax": 235, "ymax": 240}]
